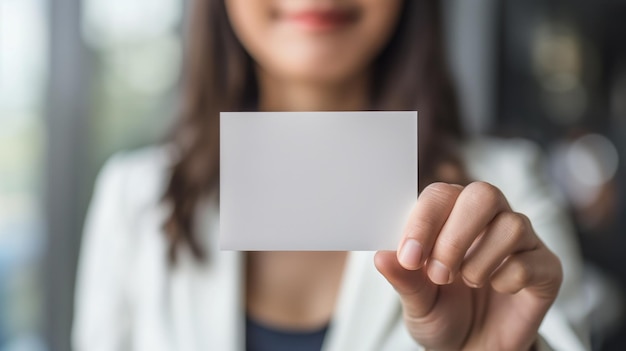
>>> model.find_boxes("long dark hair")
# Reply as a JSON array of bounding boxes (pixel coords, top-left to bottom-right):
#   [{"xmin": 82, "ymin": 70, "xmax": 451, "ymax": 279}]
[{"xmin": 162, "ymin": 0, "xmax": 463, "ymax": 263}]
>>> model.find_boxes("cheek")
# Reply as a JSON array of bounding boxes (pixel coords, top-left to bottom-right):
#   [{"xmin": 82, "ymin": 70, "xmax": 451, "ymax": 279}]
[
  {"xmin": 225, "ymin": 0, "xmax": 272, "ymax": 52},
  {"xmin": 360, "ymin": 0, "xmax": 404, "ymax": 46},
  {"xmin": 226, "ymin": 0, "xmax": 291, "ymax": 78},
  {"xmin": 352, "ymin": 0, "xmax": 404, "ymax": 62}
]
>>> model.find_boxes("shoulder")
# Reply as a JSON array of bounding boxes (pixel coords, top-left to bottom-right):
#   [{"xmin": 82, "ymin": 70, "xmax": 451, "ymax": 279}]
[
  {"xmin": 74, "ymin": 145, "xmax": 178, "ymax": 350},
  {"xmin": 458, "ymin": 137, "xmax": 554, "ymax": 204},
  {"xmin": 99, "ymin": 145, "xmax": 173, "ymax": 188},
  {"xmin": 91, "ymin": 145, "xmax": 175, "ymax": 223},
  {"xmin": 460, "ymin": 137, "xmax": 544, "ymax": 180}
]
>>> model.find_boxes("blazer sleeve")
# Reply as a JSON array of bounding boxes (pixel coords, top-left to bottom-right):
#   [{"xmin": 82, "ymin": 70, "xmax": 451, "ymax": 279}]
[
  {"xmin": 519, "ymin": 146, "xmax": 590, "ymax": 350},
  {"xmin": 72, "ymin": 153, "xmax": 136, "ymax": 351},
  {"xmin": 464, "ymin": 138, "xmax": 590, "ymax": 350},
  {"xmin": 504, "ymin": 141, "xmax": 589, "ymax": 350}
]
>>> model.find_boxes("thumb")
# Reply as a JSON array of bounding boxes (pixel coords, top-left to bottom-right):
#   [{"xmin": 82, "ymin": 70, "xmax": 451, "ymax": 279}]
[
  {"xmin": 374, "ymin": 251, "xmax": 438, "ymax": 318},
  {"xmin": 375, "ymin": 251, "xmax": 472, "ymax": 349}
]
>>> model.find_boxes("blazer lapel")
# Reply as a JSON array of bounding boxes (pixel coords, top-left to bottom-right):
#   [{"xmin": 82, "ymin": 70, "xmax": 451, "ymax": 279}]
[
  {"xmin": 322, "ymin": 251, "xmax": 402, "ymax": 351},
  {"xmin": 193, "ymin": 198, "xmax": 246, "ymax": 351}
]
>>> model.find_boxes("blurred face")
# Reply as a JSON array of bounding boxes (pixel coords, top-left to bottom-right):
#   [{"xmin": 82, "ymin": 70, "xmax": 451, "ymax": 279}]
[{"xmin": 226, "ymin": 0, "xmax": 404, "ymax": 84}]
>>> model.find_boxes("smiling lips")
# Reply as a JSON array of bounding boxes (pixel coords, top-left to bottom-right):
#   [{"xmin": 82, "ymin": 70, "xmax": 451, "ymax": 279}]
[{"xmin": 285, "ymin": 9, "xmax": 357, "ymax": 32}]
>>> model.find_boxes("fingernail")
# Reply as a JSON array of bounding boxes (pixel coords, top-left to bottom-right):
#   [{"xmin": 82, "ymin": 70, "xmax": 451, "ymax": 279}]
[
  {"xmin": 428, "ymin": 259, "xmax": 452, "ymax": 285},
  {"xmin": 398, "ymin": 239, "xmax": 423, "ymax": 270}
]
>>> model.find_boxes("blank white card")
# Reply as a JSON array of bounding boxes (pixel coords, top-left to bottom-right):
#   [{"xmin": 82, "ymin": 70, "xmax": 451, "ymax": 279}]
[{"xmin": 220, "ymin": 111, "xmax": 417, "ymax": 251}]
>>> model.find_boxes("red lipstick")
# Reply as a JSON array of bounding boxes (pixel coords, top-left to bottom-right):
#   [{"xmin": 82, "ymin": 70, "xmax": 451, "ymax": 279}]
[{"xmin": 286, "ymin": 9, "xmax": 356, "ymax": 32}]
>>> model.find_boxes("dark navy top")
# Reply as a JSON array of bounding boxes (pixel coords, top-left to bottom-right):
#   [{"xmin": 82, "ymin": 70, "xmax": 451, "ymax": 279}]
[{"xmin": 245, "ymin": 315, "xmax": 329, "ymax": 351}]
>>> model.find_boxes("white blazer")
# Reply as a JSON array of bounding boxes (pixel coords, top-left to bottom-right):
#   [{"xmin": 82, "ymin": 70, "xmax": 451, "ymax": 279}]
[{"xmin": 73, "ymin": 138, "xmax": 590, "ymax": 351}]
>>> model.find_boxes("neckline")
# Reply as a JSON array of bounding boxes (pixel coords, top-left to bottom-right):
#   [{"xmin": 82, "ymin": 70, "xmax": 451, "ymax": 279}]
[{"xmin": 245, "ymin": 314, "xmax": 330, "ymax": 336}]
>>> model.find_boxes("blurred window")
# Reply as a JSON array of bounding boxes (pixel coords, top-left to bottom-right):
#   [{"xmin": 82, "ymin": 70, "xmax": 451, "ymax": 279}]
[
  {"xmin": 0, "ymin": 0, "xmax": 47, "ymax": 350},
  {"xmin": 82, "ymin": 0, "xmax": 182, "ymax": 164},
  {"xmin": 1, "ymin": 0, "xmax": 183, "ymax": 349}
]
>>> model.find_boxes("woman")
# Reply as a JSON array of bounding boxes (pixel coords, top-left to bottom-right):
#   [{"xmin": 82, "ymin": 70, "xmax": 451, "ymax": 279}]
[{"xmin": 73, "ymin": 0, "xmax": 588, "ymax": 350}]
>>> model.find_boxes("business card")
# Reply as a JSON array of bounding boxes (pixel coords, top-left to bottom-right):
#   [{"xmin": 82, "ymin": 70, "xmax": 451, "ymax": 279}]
[{"xmin": 220, "ymin": 111, "xmax": 417, "ymax": 250}]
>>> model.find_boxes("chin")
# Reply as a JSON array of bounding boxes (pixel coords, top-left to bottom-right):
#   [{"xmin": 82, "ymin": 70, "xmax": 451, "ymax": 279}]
[
  {"xmin": 277, "ymin": 55, "xmax": 366, "ymax": 85},
  {"xmin": 284, "ymin": 69, "xmax": 361, "ymax": 86}
]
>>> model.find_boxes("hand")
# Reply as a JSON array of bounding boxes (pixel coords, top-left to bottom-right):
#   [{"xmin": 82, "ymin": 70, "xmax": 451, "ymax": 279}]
[{"xmin": 375, "ymin": 182, "xmax": 563, "ymax": 351}]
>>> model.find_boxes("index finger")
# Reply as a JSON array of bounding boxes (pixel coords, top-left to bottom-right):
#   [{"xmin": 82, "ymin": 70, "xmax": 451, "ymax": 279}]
[{"xmin": 397, "ymin": 183, "xmax": 463, "ymax": 270}]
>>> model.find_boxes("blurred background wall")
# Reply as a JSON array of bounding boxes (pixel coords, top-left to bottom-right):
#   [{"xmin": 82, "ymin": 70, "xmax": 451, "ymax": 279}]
[{"xmin": 0, "ymin": 0, "xmax": 624, "ymax": 350}]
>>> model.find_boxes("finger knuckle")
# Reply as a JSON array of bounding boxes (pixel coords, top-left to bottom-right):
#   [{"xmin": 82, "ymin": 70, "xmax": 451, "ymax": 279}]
[
  {"xmin": 465, "ymin": 181, "xmax": 503, "ymax": 207},
  {"xmin": 546, "ymin": 250, "xmax": 564, "ymax": 285},
  {"xmin": 500, "ymin": 212, "xmax": 528, "ymax": 242},
  {"xmin": 409, "ymin": 212, "xmax": 439, "ymax": 234},
  {"xmin": 554, "ymin": 256, "xmax": 564, "ymax": 287},
  {"xmin": 509, "ymin": 258, "xmax": 532, "ymax": 287},
  {"xmin": 435, "ymin": 235, "xmax": 467, "ymax": 258},
  {"xmin": 422, "ymin": 182, "xmax": 457, "ymax": 198}
]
